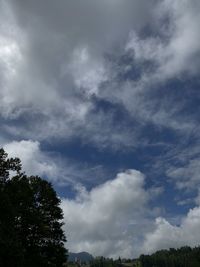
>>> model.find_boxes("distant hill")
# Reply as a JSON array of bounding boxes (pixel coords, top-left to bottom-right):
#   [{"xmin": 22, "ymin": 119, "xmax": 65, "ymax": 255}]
[{"xmin": 68, "ymin": 252, "xmax": 94, "ymax": 263}]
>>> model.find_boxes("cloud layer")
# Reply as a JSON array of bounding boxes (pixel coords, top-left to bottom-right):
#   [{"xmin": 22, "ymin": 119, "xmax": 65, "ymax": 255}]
[{"xmin": 0, "ymin": 0, "xmax": 199, "ymax": 146}]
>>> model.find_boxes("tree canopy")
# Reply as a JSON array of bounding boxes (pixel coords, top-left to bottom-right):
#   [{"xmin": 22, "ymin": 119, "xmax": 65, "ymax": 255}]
[{"xmin": 0, "ymin": 148, "xmax": 67, "ymax": 267}]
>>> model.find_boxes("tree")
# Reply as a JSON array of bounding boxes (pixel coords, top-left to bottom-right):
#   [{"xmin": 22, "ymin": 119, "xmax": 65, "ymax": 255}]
[{"xmin": 0, "ymin": 148, "xmax": 67, "ymax": 267}]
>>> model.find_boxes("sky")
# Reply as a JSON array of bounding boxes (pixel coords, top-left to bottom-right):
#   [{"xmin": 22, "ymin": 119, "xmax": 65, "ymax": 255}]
[{"xmin": 0, "ymin": 0, "xmax": 200, "ymax": 259}]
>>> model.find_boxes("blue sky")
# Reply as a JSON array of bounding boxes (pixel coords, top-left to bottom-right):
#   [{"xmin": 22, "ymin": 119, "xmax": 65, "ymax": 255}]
[{"xmin": 1, "ymin": 0, "xmax": 200, "ymax": 259}]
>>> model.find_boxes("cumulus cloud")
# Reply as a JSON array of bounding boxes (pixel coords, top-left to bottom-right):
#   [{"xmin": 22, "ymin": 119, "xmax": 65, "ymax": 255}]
[
  {"xmin": 143, "ymin": 206, "xmax": 200, "ymax": 254},
  {"xmin": 61, "ymin": 169, "xmax": 157, "ymax": 258}
]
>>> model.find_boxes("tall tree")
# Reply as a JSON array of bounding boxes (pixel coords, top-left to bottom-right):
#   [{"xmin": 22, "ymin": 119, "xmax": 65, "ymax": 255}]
[{"xmin": 0, "ymin": 148, "xmax": 67, "ymax": 267}]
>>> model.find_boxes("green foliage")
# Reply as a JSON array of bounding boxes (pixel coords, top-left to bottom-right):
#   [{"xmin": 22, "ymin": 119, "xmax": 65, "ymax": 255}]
[
  {"xmin": 139, "ymin": 246, "xmax": 200, "ymax": 267},
  {"xmin": 0, "ymin": 148, "xmax": 67, "ymax": 267}
]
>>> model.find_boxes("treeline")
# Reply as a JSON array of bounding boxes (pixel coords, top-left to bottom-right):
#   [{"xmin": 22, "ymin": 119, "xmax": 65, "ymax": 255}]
[
  {"xmin": 90, "ymin": 257, "xmax": 140, "ymax": 267},
  {"xmin": 90, "ymin": 257, "xmax": 124, "ymax": 267},
  {"xmin": 139, "ymin": 246, "xmax": 200, "ymax": 267},
  {"xmin": 90, "ymin": 246, "xmax": 200, "ymax": 267}
]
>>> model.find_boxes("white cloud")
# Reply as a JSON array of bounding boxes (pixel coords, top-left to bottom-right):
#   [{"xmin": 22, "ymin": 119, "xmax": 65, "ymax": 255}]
[
  {"xmin": 161, "ymin": 0, "xmax": 200, "ymax": 76},
  {"xmin": 65, "ymin": 46, "xmax": 108, "ymax": 97},
  {"xmin": 167, "ymin": 158, "xmax": 200, "ymax": 190},
  {"xmin": 2, "ymin": 139, "xmax": 115, "ymax": 186},
  {"xmin": 126, "ymin": 0, "xmax": 200, "ymax": 79},
  {"xmin": 143, "ymin": 206, "xmax": 200, "ymax": 254},
  {"xmin": 3, "ymin": 140, "xmax": 57, "ymax": 178},
  {"xmin": 119, "ymin": 0, "xmax": 200, "ymax": 134},
  {"xmin": 114, "ymin": 0, "xmax": 200, "ymax": 134},
  {"xmin": 61, "ymin": 169, "xmax": 156, "ymax": 258}
]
